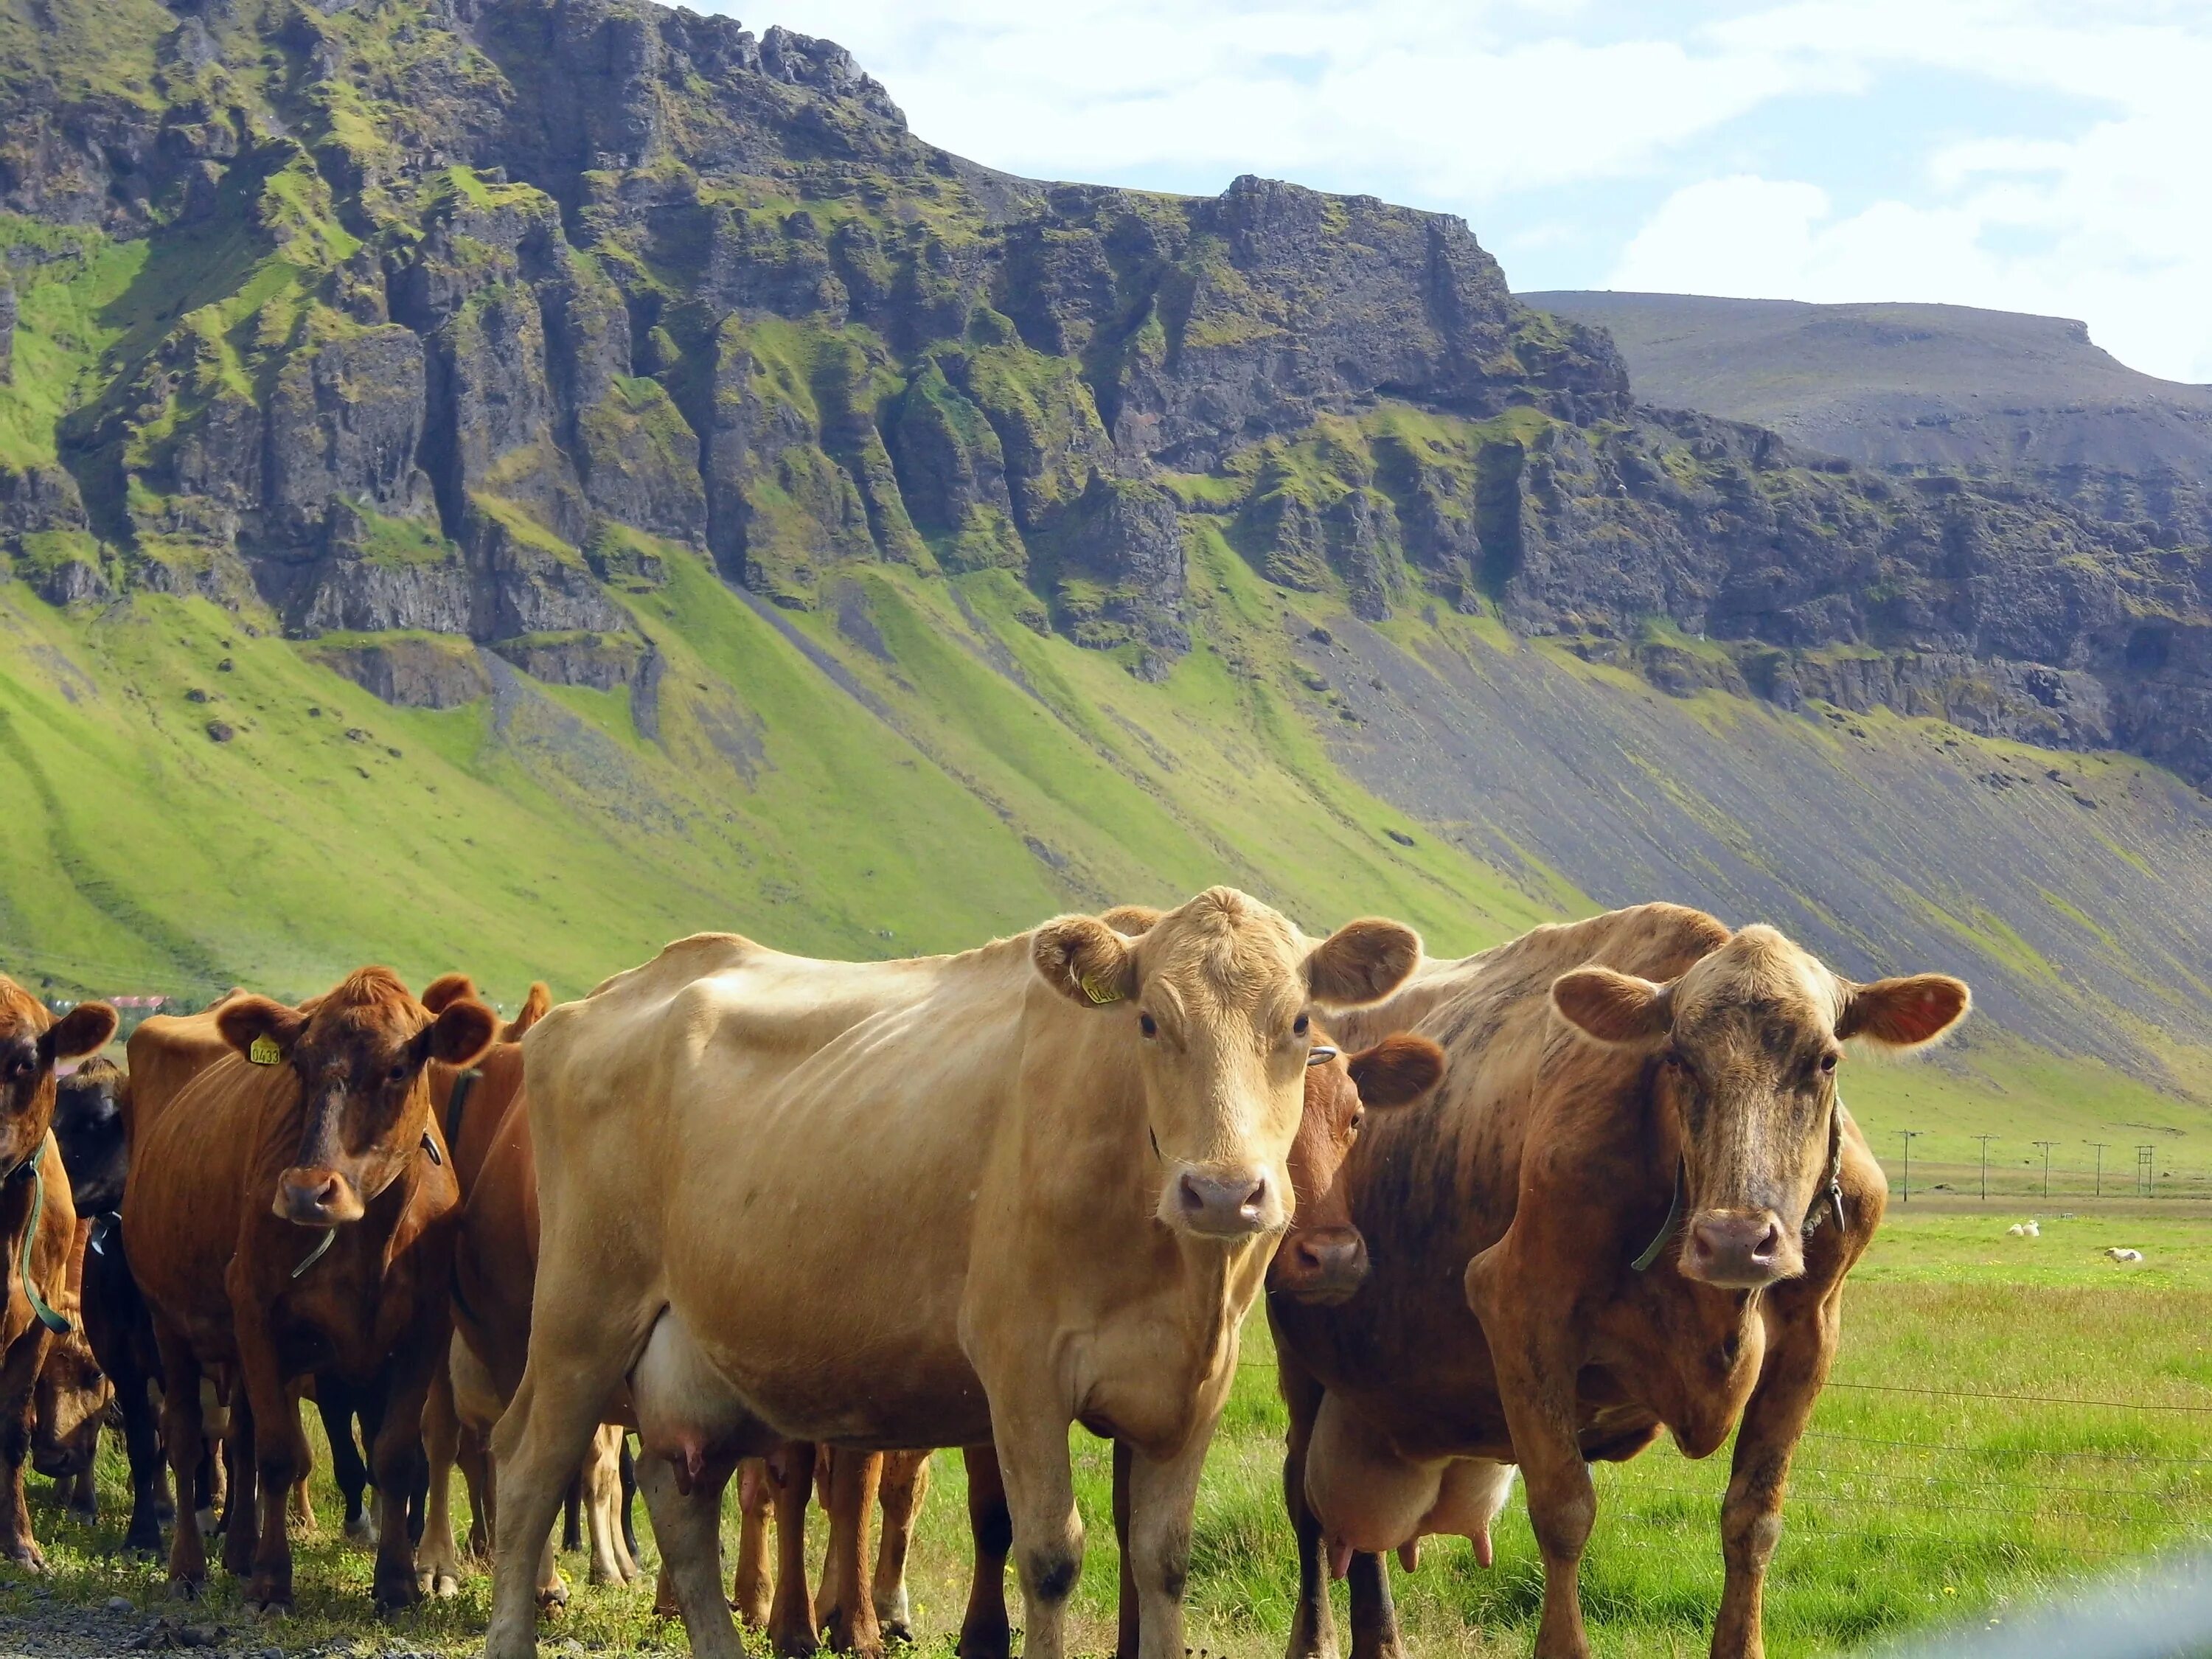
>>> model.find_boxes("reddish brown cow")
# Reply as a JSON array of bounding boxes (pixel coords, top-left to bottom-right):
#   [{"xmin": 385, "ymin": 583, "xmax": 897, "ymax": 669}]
[
  {"xmin": 29, "ymin": 1221, "xmax": 110, "ymax": 1518},
  {"xmin": 0, "ymin": 975, "xmax": 116, "ymax": 1570},
  {"xmin": 414, "ymin": 978, "xmax": 633, "ymax": 1604},
  {"xmin": 780, "ymin": 1023, "xmax": 1447, "ymax": 1659},
  {"xmin": 122, "ymin": 968, "xmax": 493, "ymax": 1612},
  {"xmin": 1272, "ymin": 904, "xmax": 1969, "ymax": 1659}
]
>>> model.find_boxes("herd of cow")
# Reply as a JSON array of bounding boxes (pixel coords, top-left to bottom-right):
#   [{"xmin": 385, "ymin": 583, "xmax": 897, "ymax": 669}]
[{"xmin": 0, "ymin": 888, "xmax": 1973, "ymax": 1659}]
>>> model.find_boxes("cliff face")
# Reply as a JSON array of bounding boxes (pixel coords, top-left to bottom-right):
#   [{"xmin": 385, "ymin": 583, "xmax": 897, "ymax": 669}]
[{"xmin": 2, "ymin": 0, "xmax": 2211, "ymax": 787}]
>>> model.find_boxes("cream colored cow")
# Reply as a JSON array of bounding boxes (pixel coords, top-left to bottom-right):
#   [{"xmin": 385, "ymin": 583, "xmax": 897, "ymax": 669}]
[{"xmin": 481, "ymin": 889, "xmax": 1420, "ymax": 1659}]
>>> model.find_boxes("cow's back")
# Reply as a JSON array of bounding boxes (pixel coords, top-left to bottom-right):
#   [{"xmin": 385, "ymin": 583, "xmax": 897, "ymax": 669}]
[{"xmin": 124, "ymin": 1001, "xmax": 251, "ymax": 1149}]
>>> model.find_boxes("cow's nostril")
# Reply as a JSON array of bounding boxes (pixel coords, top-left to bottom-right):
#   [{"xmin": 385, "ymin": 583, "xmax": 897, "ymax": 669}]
[
  {"xmin": 1239, "ymin": 1178, "xmax": 1266, "ymax": 1216},
  {"xmin": 1178, "ymin": 1175, "xmax": 1207, "ymax": 1214},
  {"xmin": 1752, "ymin": 1220, "xmax": 1784, "ymax": 1259}
]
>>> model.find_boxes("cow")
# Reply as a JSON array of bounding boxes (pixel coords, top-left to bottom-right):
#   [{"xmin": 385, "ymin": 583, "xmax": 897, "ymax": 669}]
[
  {"xmin": 0, "ymin": 976, "xmax": 116, "ymax": 1570},
  {"xmin": 35, "ymin": 1054, "xmax": 129, "ymax": 1517},
  {"xmin": 813, "ymin": 1023, "xmax": 1450, "ymax": 1659},
  {"xmin": 1268, "ymin": 903, "xmax": 1969, "ymax": 1659},
  {"xmin": 413, "ymin": 976, "xmax": 636, "ymax": 1605},
  {"xmin": 122, "ymin": 967, "xmax": 493, "ymax": 1612},
  {"xmin": 481, "ymin": 889, "xmax": 1422, "ymax": 1659}
]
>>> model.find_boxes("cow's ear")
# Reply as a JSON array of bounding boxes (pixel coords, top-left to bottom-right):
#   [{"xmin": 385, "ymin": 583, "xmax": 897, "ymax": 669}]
[
  {"xmin": 1346, "ymin": 1034, "xmax": 1444, "ymax": 1110},
  {"xmin": 420, "ymin": 973, "xmax": 478, "ymax": 1015},
  {"xmin": 427, "ymin": 998, "xmax": 498, "ymax": 1068},
  {"xmin": 1033, "ymin": 917, "xmax": 1138, "ymax": 1009},
  {"xmin": 1837, "ymin": 975, "xmax": 1969, "ymax": 1048},
  {"xmin": 1552, "ymin": 968, "xmax": 1672, "ymax": 1045},
  {"xmin": 40, "ymin": 1003, "xmax": 118, "ymax": 1064},
  {"xmin": 1306, "ymin": 919, "xmax": 1421, "ymax": 1008},
  {"xmin": 1098, "ymin": 905, "xmax": 1163, "ymax": 938},
  {"xmin": 216, "ymin": 996, "xmax": 308, "ymax": 1062},
  {"xmin": 502, "ymin": 982, "xmax": 552, "ymax": 1043}
]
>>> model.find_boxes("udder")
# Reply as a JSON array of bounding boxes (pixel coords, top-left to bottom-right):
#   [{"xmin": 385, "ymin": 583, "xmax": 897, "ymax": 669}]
[
  {"xmin": 1304, "ymin": 1393, "xmax": 1517, "ymax": 1574},
  {"xmin": 630, "ymin": 1306, "xmax": 771, "ymax": 1492}
]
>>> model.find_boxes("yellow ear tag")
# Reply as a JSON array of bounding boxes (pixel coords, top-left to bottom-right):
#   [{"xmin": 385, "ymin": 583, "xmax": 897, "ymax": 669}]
[
  {"xmin": 1080, "ymin": 974, "xmax": 1124, "ymax": 1006},
  {"xmin": 248, "ymin": 1035, "xmax": 283, "ymax": 1066}
]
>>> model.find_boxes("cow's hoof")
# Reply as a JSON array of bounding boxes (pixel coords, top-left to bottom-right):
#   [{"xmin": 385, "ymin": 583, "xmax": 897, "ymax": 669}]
[
  {"xmin": 537, "ymin": 1579, "xmax": 570, "ymax": 1613},
  {"xmin": 125, "ymin": 1531, "xmax": 164, "ymax": 1557},
  {"xmin": 2, "ymin": 1543, "xmax": 49, "ymax": 1574},
  {"xmin": 417, "ymin": 1568, "xmax": 461, "ymax": 1600},
  {"xmin": 167, "ymin": 1577, "xmax": 202, "ymax": 1602},
  {"xmin": 252, "ymin": 1603, "xmax": 290, "ymax": 1624},
  {"xmin": 881, "ymin": 1622, "xmax": 913, "ymax": 1646},
  {"xmin": 345, "ymin": 1515, "xmax": 376, "ymax": 1547}
]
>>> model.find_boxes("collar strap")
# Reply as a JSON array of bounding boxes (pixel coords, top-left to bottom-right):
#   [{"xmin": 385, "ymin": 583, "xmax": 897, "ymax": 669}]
[
  {"xmin": 18, "ymin": 1141, "xmax": 69, "ymax": 1335},
  {"xmin": 291, "ymin": 1225, "xmax": 338, "ymax": 1281},
  {"xmin": 1630, "ymin": 1158, "xmax": 1685, "ymax": 1273},
  {"xmin": 443, "ymin": 1068, "xmax": 481, "ymax": 1152}
]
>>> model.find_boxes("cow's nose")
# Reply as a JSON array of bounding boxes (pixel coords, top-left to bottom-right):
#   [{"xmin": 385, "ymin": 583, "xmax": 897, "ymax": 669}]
[
  {"xmin": 1177, "ymin": 1169, "xmax": 1273, "ymax": 1237},
  {"xmin": 1683, "ymin": 1212, "xmax": 1789, "ymax": 1288},
  {"xmin": 274, "ymin": 1168, "xmax": 362, "ymax": 1226},
  {"xmin": 1276, "ymin": 1230, "xmax": 1369, "ymax": 1304}
]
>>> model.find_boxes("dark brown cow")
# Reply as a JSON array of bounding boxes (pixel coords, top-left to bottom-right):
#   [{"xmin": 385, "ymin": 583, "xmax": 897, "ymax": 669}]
[
  {"xmin": 790, "ymin": 1023, "xmax": 1447, "ymax": 1659},
  {"xmin": 123, "ymin": 968, "xmax": 493, "ymax": 1612},
  {"xmin": 0, "ymin": 976, "xmax": 116, "ymax": 1570},
  {"xmin": 1271, "ymin": 904, "xmax": 1969, "ymax": 1659}
]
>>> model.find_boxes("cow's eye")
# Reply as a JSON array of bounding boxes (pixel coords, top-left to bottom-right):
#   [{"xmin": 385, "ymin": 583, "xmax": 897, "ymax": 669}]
[
  {"xmin": 1293, "ymin": 1013, "xmax": 1310, "ymax": 1037},
  {"xmin": 1820, "ymin": 1053, "xmax": 1838, "ymax": 1074},
  {"xmin": 1138, "ymin": 1013, "xmax": 1158, "ymax": 1039},
  {"xmin": 1351, "ymin": 1107, "xmax": 1366, "ymax": 1132},
  {"xmin": 387, "ymin": 1063, "xmax": 408, "ymax": 1082}
]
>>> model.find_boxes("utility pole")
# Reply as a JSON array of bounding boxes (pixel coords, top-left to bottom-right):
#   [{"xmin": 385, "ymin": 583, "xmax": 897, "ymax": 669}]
[
  {"xmin": 2034, "ymin": 1141, "xmax": 2058, "ymax": 1199},
  {"xmin": 1975, "ymin": 1133, "xmax": 1996, "ymax": 1201},
  {"xmin": 1900, "ymin": 1130, "xmax": 1924, "ymax": 1203},
  {"xmin": 2139, "ymin": 1144, "xmax": 2157, "ymax": 1199},
  {"xmin": 2087, "ymin": 1141, "xmax": 2109, "ymax": 1200}
]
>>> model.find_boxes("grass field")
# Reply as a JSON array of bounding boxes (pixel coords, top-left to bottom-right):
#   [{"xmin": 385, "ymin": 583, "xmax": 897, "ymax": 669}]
[{"xmin": 5, "ymin": 1210, "xmax": 2208, "ymax": 1658}]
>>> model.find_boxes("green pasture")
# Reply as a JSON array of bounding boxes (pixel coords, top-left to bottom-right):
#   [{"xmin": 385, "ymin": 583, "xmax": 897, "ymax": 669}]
[{"xmin": 6, "ymin": 1210, "xmax": 2208, "ymax": 1657}]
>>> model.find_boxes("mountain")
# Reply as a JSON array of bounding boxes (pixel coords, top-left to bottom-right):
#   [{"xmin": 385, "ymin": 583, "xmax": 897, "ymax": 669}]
[
  {"xmin": 1525, "ymin": 291, "xmax": 2212, "ymax": 544},
  {"xmin": 2, "ymin": 0, "xmax": 2211, "ymax": 1126}
]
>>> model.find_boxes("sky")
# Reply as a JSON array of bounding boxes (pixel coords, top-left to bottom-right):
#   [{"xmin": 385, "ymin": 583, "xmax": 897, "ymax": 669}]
[{"xmin": 731, "ymin": 1, "xmax": 2212, "ymax": 385}]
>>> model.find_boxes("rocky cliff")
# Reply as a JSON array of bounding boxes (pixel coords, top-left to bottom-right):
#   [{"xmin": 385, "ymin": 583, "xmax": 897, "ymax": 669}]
[{"xmin": 3, "ymin": 0, "xmax": 2212, "ymax": 791}]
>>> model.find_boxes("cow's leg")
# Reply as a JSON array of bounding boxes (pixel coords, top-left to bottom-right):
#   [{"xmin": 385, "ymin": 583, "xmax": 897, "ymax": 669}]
[
  {"xmin": 369, "ymin": 1348, "xmax": 440, "ymax": 1614},
  {"xmin": 483, "ymin": 1324, "xmax": 638, "ymax": 1659},
  {"xmin": 582, "ymin": 1424, "xmax": 639, "ymax": 1585},
  {"xmin": 417, "ymin": 1362, "xmax": 465, "ymax": 1599},
  {"xmin": 119, "ymin": 1371, "xmax": 168, "ymax": 1552},
  {"xmin": 239, "ymin": 1335, "xmax": 307, "ymax": 1612},
  {"xmin": 561, "ymin": 1475, "xmax": 584, "ymax": 1556},
  {"xmin": 731, "ymin": 1457, "xmax": 773, "ymax": 1627},
  {"xmin": 154, "ymin": 1329, "xmax": 209, "ymax": 1596},
  {"xmin": 67, "ymin": 1465, "xmax": 97, "ymax": 1520},
  {"xmin": 459, "ymin": 1423, "xmax": 493, "ymax": 1561},
  {"xmin": 1343, "ymin": 1554, "xmax": 1403, "ymax": 1659},
  {"xmin": 768, "ymin": 1441, "xmax": 819, "ymax": 1656},
  {"xmin": 958, "ymin": 1443, "xmax": 1012, "ymax": 1659},
  {"xmin": 872, "ymin": 1450, "xmax": 931, "ymax": 1642},
  {"xmin": 1712, "ymin": 1287, "xmax": 1841, "ymax": 1659},
  {"xmin": 0, "ymin": 1326, "xmax": 52, "ymax": 1571},
  {"xmin": 1112, "ymin": 1441, "xmax": 1137, "ymax": 1659},
  {"xmin": 220, "ymin": 1383, "xmax": 261, "ymax": 1580},
  {"xmin": 317, "ymin": 1384, "xmax": 374, "ymax": 1544},
  {"xmin": 992, "ymin": 1405, "xmax": 1083, "ymax": 1659},
  {"xmin": 1276, "ymin": 1350, "xmax": 1339, "ymax": 1659},
  {"xmin": 619, "ymin": 1438, "xmax": 640, "ymax": 1565},
  {"xmin": 636, "ymin": 1450, "xmax": 742, "ymax": 1659},
  {"xmin": 818, "ymin": 1450, "xmax": 885, "ymax": 1655},
  {"xmin": 1121, "ymin": 1424, "xmax": 1216, "ymax": 1659}
]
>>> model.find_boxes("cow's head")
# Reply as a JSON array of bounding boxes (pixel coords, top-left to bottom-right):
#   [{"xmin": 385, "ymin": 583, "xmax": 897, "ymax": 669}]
[
  {"xmin": 1270, "ymin": 1033, "xmax": 1444, "ymax": 1304},
  {"xmin": 31, "ymin": 1326, "xmax": 109, "ymax": 1481},
  {"xmin": 1552, "ymin": 925, "xmax": 1966, "ymax": 1289},
  {"xmin": 53, "ymin": 1056, "xmax": 128, "ymax": 1215},
  {"xmin": 216, "ymin": 968, "xmax": 497, "ymax": 1228},
  {"xmin": 1033, "ymin": 889, "xmax": 1421, "ymax": 1242},
  {"xmin": 0, "ymin": 977, "xmax": 117, "ymax": 1186}
]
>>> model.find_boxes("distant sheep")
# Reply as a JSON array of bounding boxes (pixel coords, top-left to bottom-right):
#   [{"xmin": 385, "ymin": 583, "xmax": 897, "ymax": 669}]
[
  {"xmin": 2106, "ymin": 1248, "xmax": 2144, "ymax": 1263},
  {"xmin": 2008, "ymin": 1220, "xmax": 2040, "ymax": 1237},
  {"xmin": 2024, "ymin": 1220, "xmax": 2040, "ymax": 1237}
]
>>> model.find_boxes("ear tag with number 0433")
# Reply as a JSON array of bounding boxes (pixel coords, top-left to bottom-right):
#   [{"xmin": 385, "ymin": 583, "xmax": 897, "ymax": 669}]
[{"xmin": 248, "ymin": 1036, "xmax": 283, "ymax": 1066}]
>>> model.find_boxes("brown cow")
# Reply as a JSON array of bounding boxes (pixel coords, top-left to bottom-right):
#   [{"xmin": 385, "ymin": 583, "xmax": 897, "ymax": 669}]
[
  {"xmin": 0, "ymin": 976, "xmax": 116, "ymax": 1569},
  {"xmin": 796, "ymin": 1023, "xmax": 1449, "ymax": 1659},
  {"xmin": 123, "ymin": 968, "xmax": 494, "ymax": 1612},
  {"xmin": 414, "ymin": 977, "xmax": 633, "ymax": 1604},
  {"xmin": 30, "ymin": 1222, "xmax": 109, "ymax": 1517},
  {"xmin": 1271, "ymin": 904, "xmax": 1969, "ymax": 1659}
]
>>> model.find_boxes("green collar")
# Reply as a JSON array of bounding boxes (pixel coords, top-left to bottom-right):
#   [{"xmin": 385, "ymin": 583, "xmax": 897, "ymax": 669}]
[{"xmin": 18, "ymin": 1141, "xmax": 68, "ymax": 1335}]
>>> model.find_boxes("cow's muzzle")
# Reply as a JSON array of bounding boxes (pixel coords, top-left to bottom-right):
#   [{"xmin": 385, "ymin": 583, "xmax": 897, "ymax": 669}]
[
  {"xmin": 274, "ymin": 1166, "xmax": 365, "ymax": 1227},
  {"xmin": 1270, "ymin": 1226, "xmax": 1370, "ymax": 1305},
  {"xmin": 1165, "ymin": 1165, "xmax": 1281, "ymax": 1239},
  {"xmin": 1681, "ymin": 1208, "xmax": 1801, "ymax": 1289}
]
